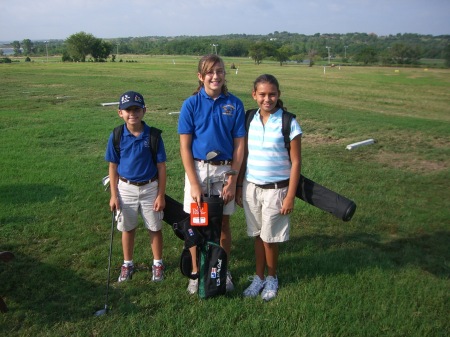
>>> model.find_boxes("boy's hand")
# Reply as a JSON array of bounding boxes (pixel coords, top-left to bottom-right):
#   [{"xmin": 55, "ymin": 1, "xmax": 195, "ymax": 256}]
[
  {"xmin": 153, "ymin": 194, "xmax": 166, "ymax": 212},
  {"xmin": 110, "ymin": 196, "xmax": 120, "ymax": 212}
]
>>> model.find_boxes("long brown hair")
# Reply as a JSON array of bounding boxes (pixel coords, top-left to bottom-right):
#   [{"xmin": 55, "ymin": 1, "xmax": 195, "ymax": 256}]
[
  {"xmin": 253, "ymin": 74, "xmax": 286, "ymax": 111},
  {"xmin": 193, "ymin": 54, "xmax": 229, "ymax": 95}
]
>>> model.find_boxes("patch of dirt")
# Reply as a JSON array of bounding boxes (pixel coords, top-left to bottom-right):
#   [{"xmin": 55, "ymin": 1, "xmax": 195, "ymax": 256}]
[
  {"xmin": 302, "ymin": 133, "xmax": 346, "ymax": 146},
  {"xmin": 374, "ymin": 151, "xmax": 448, "ymax": 173}
]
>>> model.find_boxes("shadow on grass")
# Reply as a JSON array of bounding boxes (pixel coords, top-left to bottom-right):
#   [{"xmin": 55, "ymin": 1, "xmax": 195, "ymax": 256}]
[
  {"xmin": 231, "ymin": 230, "xmax": 450, "ymax": 289},
  {"xmin": 0, "ymin": 247, "xmax": 134, "ymax": 325},
  {"xmin": 0, "ymin": 184, "xmax": 67, "ymax": 204}
]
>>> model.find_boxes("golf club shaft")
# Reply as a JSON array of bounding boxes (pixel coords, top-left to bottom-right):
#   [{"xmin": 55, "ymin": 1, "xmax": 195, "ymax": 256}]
[{"xmin": 105, "ymin": 210, "xmax": 115, "ymax": 308}]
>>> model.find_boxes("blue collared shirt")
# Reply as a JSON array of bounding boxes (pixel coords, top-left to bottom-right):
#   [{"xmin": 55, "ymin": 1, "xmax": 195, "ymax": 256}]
[
  {"xmin": 105, "ymin": 122, "xmax": 166, "ymax": 182},
  {"xmin": 178, "ymin": 87, "xmax": 245, "ymax": 160}
]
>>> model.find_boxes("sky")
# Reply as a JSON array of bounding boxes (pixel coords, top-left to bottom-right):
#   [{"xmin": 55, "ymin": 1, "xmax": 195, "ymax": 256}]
[{"xmin": 0, "ymin": 0, "xmax": 449, "ymax": 42}]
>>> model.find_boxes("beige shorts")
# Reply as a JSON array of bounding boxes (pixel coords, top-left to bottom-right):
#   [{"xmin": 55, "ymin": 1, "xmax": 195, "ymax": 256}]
[
  {"xmin": 183, "ymin": 160, "xmax": 236, "ymax": 215},
  {"xmin": 116, "ymin": 179, "xmax": 163, "ymax": 232},
  {"xmin": 242, "ymin": 179, "xmax": 290, "ymax": 243}
]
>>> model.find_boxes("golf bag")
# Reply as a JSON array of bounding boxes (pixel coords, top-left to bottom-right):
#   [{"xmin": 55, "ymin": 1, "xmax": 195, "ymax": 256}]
[
  {"xmin": 296, "ymin": 175, "xmax": 356, "ymax": 222},
  {"xmin": 245, "ymin": 109, "xmax": 357, "ymax": 221},
  {"xmin": 164, "ymin": 194, "xmax": 227, "ymax": 299},
  {"xmin": 197, "ymin": 195, "xmax": 227, "ymax": 299}
]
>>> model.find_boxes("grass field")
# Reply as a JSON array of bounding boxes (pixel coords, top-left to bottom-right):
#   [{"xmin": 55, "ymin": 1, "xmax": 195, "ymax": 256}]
[{"xmin": 0, "ymin": 55, "xmax": 449, "ymax": 337}]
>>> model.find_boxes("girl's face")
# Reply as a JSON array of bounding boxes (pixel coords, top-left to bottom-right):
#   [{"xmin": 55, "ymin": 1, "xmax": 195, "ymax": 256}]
[
  {"xmin": 252, "ymin": 82, "xmax": 280, "ymax": 114},
  {"xmin": 198, "ymin": 62, "xmax": 225, "ymax": 98}
]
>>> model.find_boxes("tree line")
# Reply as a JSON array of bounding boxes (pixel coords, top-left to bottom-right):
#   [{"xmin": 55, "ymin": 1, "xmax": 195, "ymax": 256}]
[{"xmin": 4, "ymin": 31, "xmax": 450, "ymax": 67}]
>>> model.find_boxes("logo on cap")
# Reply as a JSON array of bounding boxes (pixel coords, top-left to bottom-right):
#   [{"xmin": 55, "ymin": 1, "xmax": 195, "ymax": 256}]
[{"xmin": 119, "ymin": 91, "xmax": 145, "ymax": 109}]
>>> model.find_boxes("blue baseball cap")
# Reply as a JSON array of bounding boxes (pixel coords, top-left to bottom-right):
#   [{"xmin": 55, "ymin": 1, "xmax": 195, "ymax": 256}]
[{"xmin": 119, "ymin": 91, "xmax": 145, "ymax": 109}]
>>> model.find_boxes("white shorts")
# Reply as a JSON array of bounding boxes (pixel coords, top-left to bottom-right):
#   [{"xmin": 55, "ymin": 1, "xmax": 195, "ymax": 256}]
[
  {"xmin": 183, "ymin": 160, "xmax": 236, "ymax": 215},
  {"xmin": 242, "ymin": 179, "xmax": 290, "ymax": 243},
  {"xmin": 116, "ymin": 179, "xmax": 163, "ymax": 232}
]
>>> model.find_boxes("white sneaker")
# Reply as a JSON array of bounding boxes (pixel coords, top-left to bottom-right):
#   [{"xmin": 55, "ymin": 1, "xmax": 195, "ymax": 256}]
[
  {"xmin": 243, "ymin": 275, "xmax": 265, "ymax": 298},
  {"xmin": 187, "ymin": 278, "xmax": 198, "ymax": 294},
  {"xmin": 226, "ymin": 271, "xmax": 235, "ymax": 292},
  {"xmin": 261, "ymin": 276, "xmax": 278, "ymax": 301}
]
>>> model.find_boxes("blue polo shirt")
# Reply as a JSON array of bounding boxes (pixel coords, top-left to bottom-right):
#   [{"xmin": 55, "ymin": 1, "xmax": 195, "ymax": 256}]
[
  {"xmin": 105, "ymin": 122, "xmax": 166, "ymax": 182},
  {"xmin": 178, "ymin": 87, "xmax": 246, "ymax": 160}
]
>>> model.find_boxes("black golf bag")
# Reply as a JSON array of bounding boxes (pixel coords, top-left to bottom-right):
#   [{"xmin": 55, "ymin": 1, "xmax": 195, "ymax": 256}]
[{"xmin": 165, "ymin": 195, "xmax": 227, "ymax": 299}]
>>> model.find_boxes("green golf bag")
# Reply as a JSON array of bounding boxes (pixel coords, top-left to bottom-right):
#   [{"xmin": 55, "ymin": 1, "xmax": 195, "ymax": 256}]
[{"xmin": 166, "ymin": 194, "xmax": 227, "ymax": 299}]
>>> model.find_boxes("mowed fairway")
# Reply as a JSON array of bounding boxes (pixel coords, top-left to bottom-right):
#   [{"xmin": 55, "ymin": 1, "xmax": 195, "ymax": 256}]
[{"xmin": 0, "ymin": 56, "xmax": 449, "ymax": 337}]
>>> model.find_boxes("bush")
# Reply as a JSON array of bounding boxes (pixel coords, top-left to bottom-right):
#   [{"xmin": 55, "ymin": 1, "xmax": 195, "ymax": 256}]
[{"xmin": 0, "ymin": 57, "xmax": 12, "ymax": 63}]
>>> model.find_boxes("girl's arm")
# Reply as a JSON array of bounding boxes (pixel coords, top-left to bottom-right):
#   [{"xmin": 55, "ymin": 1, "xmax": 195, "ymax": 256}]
[
  {"xmin": 180, "ymin": 134, "xmax": 202, "ymax": 207},
  {"xmin": 222, "ymin": 136, "xmax": 245, "ymax": 205},
  {"xmin": 281, "ymin": 135, "xmax": 302, "ymax": 214}
]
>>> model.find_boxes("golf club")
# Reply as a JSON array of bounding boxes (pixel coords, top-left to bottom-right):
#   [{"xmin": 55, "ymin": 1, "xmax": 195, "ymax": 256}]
[
  {"xmin": 102, "ymin": 175, "xmax": 110, "ymax": 191},
  {"xmin": 205, "ymin": 150, "xmax": 220, "ymax": 197},
  {"xmin": 94, "ymin": 210, "xmax": 115, "ymax": 317},
  {"xmin": 202, "ymin": 169, "xmax": 238, "ymax": 195},
  {"xmin": 221, "ymin": 169, "xmax": 238, "ymax": 187}
]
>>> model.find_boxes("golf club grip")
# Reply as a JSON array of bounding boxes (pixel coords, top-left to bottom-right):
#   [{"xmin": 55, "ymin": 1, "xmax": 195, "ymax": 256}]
[{"xmin": 296, "ymin": 175, "xmax": 356, "ymax": 222}]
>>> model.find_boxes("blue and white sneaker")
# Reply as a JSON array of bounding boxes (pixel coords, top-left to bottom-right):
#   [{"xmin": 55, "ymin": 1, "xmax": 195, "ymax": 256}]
[
  {"xmin": 243, "ymin": 275, "xmax": 265, "ymax": 297},
  {"xmin": 261, "ymin": 275, "xmax": 278, "ymax": 301}
]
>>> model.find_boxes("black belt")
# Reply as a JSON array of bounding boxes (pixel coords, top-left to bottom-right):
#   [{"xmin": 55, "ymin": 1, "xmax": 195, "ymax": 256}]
[
  {"xmin": 194, "ymin": 158, "xmax": 232, "ymax": 166},
  {"xmin": 119, "ymin": 176, "xmax": 157, "ymax": 186},
  {"xmin": 255, "ymin": 179, "xmax": 290, "ymax": 189}
]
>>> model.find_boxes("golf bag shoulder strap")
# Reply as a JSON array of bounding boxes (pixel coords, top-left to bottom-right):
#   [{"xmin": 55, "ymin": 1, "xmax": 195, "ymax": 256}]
[
  {"xmin": 112, "ymin": 124, "xmax": 162, "ymax": 164},
  {"xmin": 245, "ymin": 108, "xmax": 296, "ymax": 151}
]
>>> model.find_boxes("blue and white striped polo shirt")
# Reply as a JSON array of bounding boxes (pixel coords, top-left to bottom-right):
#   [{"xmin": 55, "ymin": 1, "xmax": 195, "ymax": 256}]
[{"xmin": 246, "ymin": 108, "xmax": 302, "ymax": 185}]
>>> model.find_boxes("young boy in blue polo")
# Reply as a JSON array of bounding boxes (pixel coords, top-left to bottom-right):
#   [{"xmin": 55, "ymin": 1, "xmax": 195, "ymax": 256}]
[{"xmin": 105, "ymin": 91, "xmax": 167, "ymax": 283}]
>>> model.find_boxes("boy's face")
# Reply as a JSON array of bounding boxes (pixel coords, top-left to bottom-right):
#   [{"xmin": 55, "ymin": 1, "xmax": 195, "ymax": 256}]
[{"xmin": 118, "ymin": 106, "xmax": 146, "ymax": 126}]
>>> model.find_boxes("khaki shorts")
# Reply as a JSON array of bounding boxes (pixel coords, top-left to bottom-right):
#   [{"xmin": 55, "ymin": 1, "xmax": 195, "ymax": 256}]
[
  {"xmin": 116, "ymin": 179, "xmax": 163, "ymax": 232},
  {"xmin": 183, "ymin": 161, "xmax": 236, "ymax": 215},
  {"xmin": 242, "ymin": 180, "xmax": 290, "ymax": 243}
]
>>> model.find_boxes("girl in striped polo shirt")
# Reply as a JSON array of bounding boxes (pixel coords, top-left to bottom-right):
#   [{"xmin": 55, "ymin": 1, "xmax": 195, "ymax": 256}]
[{"xmin": 237, "ymin": 74, "xmax": 302, "ymax": 301}]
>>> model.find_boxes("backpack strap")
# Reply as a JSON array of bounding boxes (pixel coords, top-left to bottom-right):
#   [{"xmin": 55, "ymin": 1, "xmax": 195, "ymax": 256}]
[
  {"xmin": 112, "ymin": 124, "xmax": 162, "ymax": 165},
  {"xmin": 149, "ymin": 126, "xmax": 162, "ymax": 165},
  {"xmin": 245, "ymin": 108, "xmax": 258, "ymax": 133},
  {"xmin": 245, "ymin": 108, "xmax": 296, "ymax": 153},
  {"xmin": 281, "ymin": 111, "xmax": 296, "ymax": 151},
  {"xmin": 112, "ymin": 124, "xmax": 124, "ymax": 157}
]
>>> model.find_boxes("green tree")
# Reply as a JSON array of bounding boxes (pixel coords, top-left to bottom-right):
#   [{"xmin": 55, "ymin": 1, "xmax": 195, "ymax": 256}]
[
  {"xmin": 22, "ymin": 39, "xmax": 33, "ymax": 55},
  {"xmin": 444, "ymin": 44, "xmax": 450, "ymax": 67},
  {"xmin": 307, "ymin": 49, "xmax": 318, "ymax": 67},
  {"xmin": 275, "ymin": 45, "xmax": 293, "ymax": 66},
  {"xmin": 249, "ymin": 42, "xmax": 273, "ymax": 65},
  {"xmin": 391, "ymin": 43, "xmax": 422, "ymax": 64},
  {"xmin": 290, "ymin": 54, "xmax": 304, "ymax": 63},
  {"xmin": 91, "ymin": 40, "xmax": 113, "ymax": 61},
  {"xmin": 249, "ymin": 43, "xmax": 265, "ymax": 65},
  {"xmin": 354, "ymin": 46, "xmax": 378, "ymax": 65},
  {"xmin": 65, "ymin": 32, "xmax": 97, "ymax": 62},
  {"xmin": 12, "ymin": 41, "xmax": 21, "ymax": 56}
]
